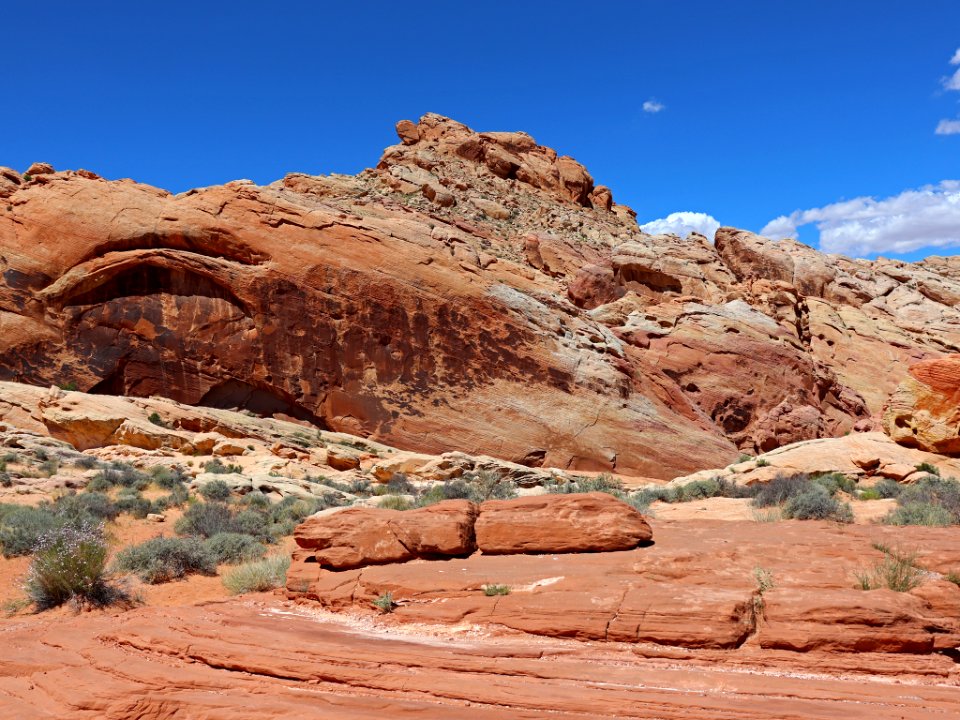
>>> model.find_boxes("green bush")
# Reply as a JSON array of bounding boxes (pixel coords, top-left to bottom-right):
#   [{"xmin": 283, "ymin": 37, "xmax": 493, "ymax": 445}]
[
  {"xmin": 855, "ymin": 547, "xmax": 925, "ymax": 592},
  {"xmin": 752, "ymin": 474, "xmax": 811, "ymax": 508},
  {"xmin": 203, "ymin": 458, "xmax": 242, "ymax": 475},
  {"xmin": 114, "ymin": 536, "xmax": 217, "ymax": 583},
  {"xmin": 874, "ymin": 478, "xmax": 903, "ymax": 499},
  {"xmin": 204, "ymin": 532, "xmax": 266, "ymax": 564},
  {"xmin": 0, "ymin": 506, "xmax": 61, "ymax": 557},
  {"xmin": 175, "ymin": 502, "xmax": 235, "ymax": 538},
  {"xmin": 222, "ymin": 554, "xmax": 290, "ymax": 595},
  {"xmin": 239, "ymin": 491, "xmax": 271, "ymax": 510},
  {"xmin": 232, "ymin": 509, "xmax": 273, "ymax": 540},
  {"xmin": 379, "ymin": 495, "xmax": 412, "ymax": 511},
  {"xmin": 372, "ymin": 590, "xmax": 396, "ymax": 613},
  {"xmin": 782, "ymin": 484, "xmax": 853, "ymax": 522},
  {"xmin": 482, "ymin": 584, "xmax": 510, "ymax": 596},
  {"xmin": 54, "ymin": 492, "xmax": 119, "ymax": 522},
  {"xmin": 198, "ymin": 479, "xmax": 232, "ymax": 502},
  {"xmin": 114, "ymin": 491, "xmax": 153, "ymax": 519},
  {"xmin": 884, "ymin": 502, "xmax": 954, "ymax": 527},
  {"xmin": 147, "ymin": 412, "xmax": 168, "ymax": 428},
  {"xmin": 915, "ymin": 462, "xmax": 940, "ymax": 476},
  {"xmin": 548, "ymin": 473, "xmax": 624, "ymax": 495},
  {"xmin": 811, "ymin": 472, "xmax": 857, "ymax": 496},
  {"xmin": 150, "ymin": 465, "xmax": 187, "ymax": 490},
  {"xmin": 97, "ymin": 463, "xmax": 149, "ymax": 489},
  {"xmin": 24, "ymin": 522, "xmax": 120, "ymax": 609},
  {"xmin": 896, "ymin": 477, "xmax": 960, "ymax": 522},
  {"xmin": 74, "ymin": 455, "xmax": 99, "ymax": 470}
]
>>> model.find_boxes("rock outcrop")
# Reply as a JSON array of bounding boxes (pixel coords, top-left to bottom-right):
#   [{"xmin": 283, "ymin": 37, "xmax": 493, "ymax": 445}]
[
  {"xmin": 3, "ymin": 115, "xmax": 960, "ymax": 476},
  {"xmin": 883, "ymin": 355, "xmax": 960, "ymax": 454},
  {"xmin": 289, "ymin": 493, "xmax": 651, "ymax": 583}
]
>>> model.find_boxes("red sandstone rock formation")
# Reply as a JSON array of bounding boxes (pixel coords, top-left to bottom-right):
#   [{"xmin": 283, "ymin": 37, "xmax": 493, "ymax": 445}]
[
  {"xmin": 3, "ymin": 114, "xmax": 958, "ymax": 476},
  {"xmin": 883, "ymin": 354, "xmax": 960, "ymax": 453}
]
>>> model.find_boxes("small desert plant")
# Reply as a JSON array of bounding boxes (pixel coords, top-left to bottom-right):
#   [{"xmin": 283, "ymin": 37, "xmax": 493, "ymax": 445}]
[
  {"xmin": 114, "ymin": 491, "xmax": 154, "ymax": 519},
  {"xmin": 97, "ymin": 463, "xmax": 149, "ymax": 490},
  {"xmin": 782, "ymin": 484, "xmax": 853, "ymax": 522},
  {"xmin": 884, "ymin": 502, "xmax": 954, "ymax": 527},
  {"xmin": 750, "ymin": 507, "xmax": 782, "ymax": 523},
  {"xmin": 752, "ymin": 473, "xmax": 811, "ymax": 508},
  {"xmin": 57, "ymin": 380, "xmax": 77, "ymax": 391},
  {"xmin": 482, "ymin": 583, "xmax": 511, "ymax": 596},
  {"xmin": 198, "ymin": 479, "xmax": 232, "ymax": 502},
  {"xmin": 915, "ymin": 462, "xmax": 940, "ymax": 476},
  {"xmin": 873, "ymin": 478, "xmax": 903, "ymax": 499},
  {"xmin": 24, "ymin": 522, "xmax": 122, "ymax": 609},
  {"xmin": 204, "ymin": 532, "xmax": 266, "ymax": 564},
  {"xmin": 751, "ymin": 566, "xmax": 775, "ymax": 621},
  {"xmin": 857, "ymin": 487, "xmax": 882, "ymax": 501},
  {"xmin": 73, "ymin": 455, "xmax": 99, "ymax": 469},
  {"xmin": 114, "ymin": 536, "xmax": 217, "ymax": 584},
  {"xmin": 755, "ymin": 458, "xmax": 770, "ymax": 468},
  {"xmin": 222, "ymin": 554, "xmax": 290, "ymax": 595},
  {"xmin": 378, "ymin": 494, "xmax": 413, "ymax": 511},
  {"xmin": 150, "ymin": 465, "xmax": 187, "ymax": 489},
  {"xmin": 147, "ymin": 412, "xmax": 168, "ymax": 428},
  {"xmin": 0, "ymin": 473, "xmax": 11, "ymax": 488},
  {"xmin": 175, "ymin": 501, "xmax": 236, "ymax": 538},
  {"xmin": 203, "ymin": 458, "xmax": 242, "ymax": 475},
  {"xmin": 737, "ymin": 453, "xmax": 754, "ymax": 463},
  {"xmin": 372, "ymin": 591, "xmax": 396, "ymax": 613},
  {"xmin": 855, "ymin": 546, "xmax": 925, "ymax": 592},
  {"xmin": 54, "ymin": 491, "xmax": 120, "ymax": 522},
  {"xmin": 0, "ymin": 505, "xmax": 62, "ymax": 557},
  {"xmin": 945, "ymin": 571, "xmax": 960, "ymax": 587}
]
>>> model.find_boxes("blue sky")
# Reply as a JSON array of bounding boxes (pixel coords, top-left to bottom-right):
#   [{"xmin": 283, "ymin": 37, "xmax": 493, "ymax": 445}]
[{"xmin": 4, "ymin": 2, "xmax": 960, "ymax": 261}]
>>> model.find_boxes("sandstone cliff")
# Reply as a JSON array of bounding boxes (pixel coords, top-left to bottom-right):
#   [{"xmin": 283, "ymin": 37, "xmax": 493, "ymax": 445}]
[{"xmin": 1, "ymin": 115, "xmax": 956, "ymax": 477}]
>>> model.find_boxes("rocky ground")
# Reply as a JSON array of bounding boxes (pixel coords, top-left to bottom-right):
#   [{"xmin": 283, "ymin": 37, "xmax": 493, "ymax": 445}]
[{"xmin": 0, "ymin": 381, "xmax": 958, "ymax": 717}]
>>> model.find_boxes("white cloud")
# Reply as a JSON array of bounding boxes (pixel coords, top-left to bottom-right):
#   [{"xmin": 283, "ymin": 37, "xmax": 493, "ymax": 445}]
[
  {"xmin": 951, "ymin": 48, "xmax": 960, "ymax": 65},
  {"xmin": 936, "ymin": 119, "xmax": 960, "ymax": 135},
  {"xmin": 640, "ymin": 211, "xmax": 720, "ymax": 241},
  {"xmin": 944, "ymin": 67, "xmax": 960, "ymax": 91},
  {"xmin": 760, "ymin": 181, "xmax": 960, "ymax": 256},
  {"xmin": 642, "ymin": 99, "xmax": 665, "ymax": 113}
]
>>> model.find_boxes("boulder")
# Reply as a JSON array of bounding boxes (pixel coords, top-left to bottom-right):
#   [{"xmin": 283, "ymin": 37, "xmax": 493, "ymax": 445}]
[{"xmin": 475, "ymin": 492, "xmax": 652, "ymax": 555}]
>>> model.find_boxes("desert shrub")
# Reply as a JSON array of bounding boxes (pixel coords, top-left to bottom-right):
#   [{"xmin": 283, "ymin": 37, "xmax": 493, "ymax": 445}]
[
  {"xmin": 204, "ymin": 532, "xmax": 266, "ymax": 564},
  {"xmin": 874, "ymin": 478, "xmax": 903, "ymax": 499},
  {"xmin": 239, "ymin": 491, "xmax": 271, "ymax": 510},
  {"xmin": 464, "ymin": 470, "xmax": 518, "ymax": 501},
  {"xmin": 0, "ymin": 473, "xmax": 11, "ymax": 488},
  {"xmin": 884, "ymin": 502, "xmax": 954, "ymax": 527},
  {"xmin": 150, "ymin": 465, "xmax": 187, "ymax": 489},
  {"xmin": 855, "ymin": 547, "xmax": 925, "ymax": 592},
  {"xmin": 232, "ymin": 509, "xmax": 274, "ymax": 540},
  {"xmin": 549, "ymin": 473, "xmax": 624, "ymax": 496},
  {"xmin": 84, "ymin": 475, "xmax": 112, "ymax": 493},
  {"xmin": 0, "ymin": 506, "xmax": 62, "ymax": 557},
  {"xmin": 198, "ymin": 479, "xmax": 232, "ymax": 502},
  {"xmin": 175, "ymin": 502, "xmax": 235, "ymax": 538},
  {"xmin": 24, "ymin": 522, "xmax": 119, "ymax": 609},
  {"xmin": 54, "ymin": 491, "xmax": 119, "ymax": 522},
  {"xmin": 386, "ymin": 472, "xmax": 416, "ymax": 495},
  {"xmin": 782, "ymin": 484, "xmax": 853, "ymax": 522},
  {"xmin": 114, "ymin": 491, "xmax": 153, "ymax": 519},
  {"xmin": 114, "ymin": 536, "xmax": 217, "ymax": 583},
  {"xmin": 372, "ymin": 590, "xmax": 396, "ymax": 613},
  {"xmin": 39, "ymin": 458, "xmax": 59, "ymax": 476},
  {"xmin": 147, "ymin": 411, "xmax": 168, "ymax": 427},
  {"xmin": 482, "ymin": 584, "xmax": 510, "ymax": 596},
  {"xmin": 97, "ymin": 463, "xmax": 149, "ymax": 490},
  {"xmin": 2, "ymin": 452, "xmax": 18, "ymax": 464},
  {"xmin": 379, "ymin": 495, "xmax": 412, "ymax": 511},
  {"xmin": 915, "ymin": 462, "xmax": 940, "ymax": 476},
  {"xmin": 895, "ymin": 477, "xmax": 960, "ymax": 522},
  {"xmin": 154, "ymin": 483, "xmax": 190, "ymax": 512},
  {"xmin": 752, "ymin": 473, "xmax": 811, "ymax": 508},
  {"xmin": 858, "ymin": 487, "xmax": 882, "ymax": 501},
  {"xmin": 811, "ymin": 472, "xmax": 857, "ymax": 496},
  {"xmin": 945, "ymin": 571, "xmax": 960, "ymax": 587},
  {"xmin": 269, "ymin": 496, "xmax": 320, "ymax": 525},
  {"xmin": 203, "ymin": 458, "xmax": 242, "ymax": 475},
  {"xmin": 73, "ymin": 455, "xmax": 99, "ymax": 470},
  {"xmin": 750, "ymin": 507, "xmax": 782, "ymax": 522},
  {"xmin": 755, "ymin": 458, "xmax": 770, "ymax": 468},
  {"xmin": 222, "ymin": 554, "xmax": 290, "ymax": 595}
]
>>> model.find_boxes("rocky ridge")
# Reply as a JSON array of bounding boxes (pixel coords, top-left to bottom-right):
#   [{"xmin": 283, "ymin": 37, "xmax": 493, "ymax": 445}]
[{"xmin": 4, "ymin": 115, "xmax": 960, "ymax": 477}]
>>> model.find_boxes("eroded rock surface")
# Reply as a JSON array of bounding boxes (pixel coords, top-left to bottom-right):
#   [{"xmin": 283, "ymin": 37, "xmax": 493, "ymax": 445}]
[
  {"xmin": 4, "ymin": 115, "xmax": 959, "ymax": 476},
  {"xmin": 883, "ymin": 354, "xmax": 960, "ymax": 454}
]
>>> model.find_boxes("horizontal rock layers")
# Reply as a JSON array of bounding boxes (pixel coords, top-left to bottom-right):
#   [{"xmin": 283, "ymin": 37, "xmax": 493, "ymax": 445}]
[{"xmin": 3, "ymin": 115, "xmax": 959, "ymax": 476}]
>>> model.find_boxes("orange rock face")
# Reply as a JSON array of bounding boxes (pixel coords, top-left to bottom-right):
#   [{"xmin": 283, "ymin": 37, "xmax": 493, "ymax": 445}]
[
  {"xmin": 883, "ymin": 354, "xmax": 960, "ymax": 454},
  {"xmin": 474, "ymin": 492, "xmax": 652, "ymax": 554},
  {"xmin": 3, "ymin": 114, "xmax": 959, "ymax": 476}
]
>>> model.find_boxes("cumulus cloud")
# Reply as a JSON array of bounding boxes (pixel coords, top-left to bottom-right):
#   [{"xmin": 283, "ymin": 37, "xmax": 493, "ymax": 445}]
[
  {"xmin": 760, "ymin": 181, "xmax": 960, "ymax": 256},
  {"xmin": 944, "ymin": 68, "xmax": 960, "ymax": 91},
  {"xmin": 640, "ymin": 211, "xmax": 721, "ymax": 241},
  {"xmin": 642, "ymin": 99, "xmax": 665, "ymax": 113},
  {"xmin": 952, "ymin": 48, "xmax": 960, "ymax": 65},
  {"xmin": 936, "ymin": 119, "xmax": 960, "ymax": 135}
]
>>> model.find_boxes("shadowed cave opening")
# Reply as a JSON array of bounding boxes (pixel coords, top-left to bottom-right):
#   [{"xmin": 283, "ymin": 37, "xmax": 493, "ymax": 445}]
[
  {"xmin": 62, "ymin": 263, "xmax": 244, "ymax": 309},
  {"xmin": 199, "ymin": 379, "xmax": 328, "ymax": 428}
]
